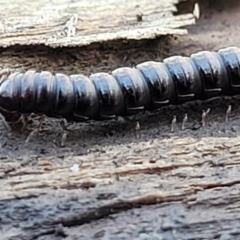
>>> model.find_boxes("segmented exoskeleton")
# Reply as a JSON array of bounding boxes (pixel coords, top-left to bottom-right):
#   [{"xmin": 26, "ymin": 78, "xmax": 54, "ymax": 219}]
[{"xmin": 0, "ymin": 46, "xmax": 240, "ymax": 123}]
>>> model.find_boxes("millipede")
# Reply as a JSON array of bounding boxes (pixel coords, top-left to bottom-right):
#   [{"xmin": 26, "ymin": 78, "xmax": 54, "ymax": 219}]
[{"xmin": 0, "ymin": 46, "xmax": 240, "ymax": 127}]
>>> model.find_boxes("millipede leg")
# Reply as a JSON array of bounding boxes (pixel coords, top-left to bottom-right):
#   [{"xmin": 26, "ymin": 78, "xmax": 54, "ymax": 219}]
[
  {"xmin": 225, "ymin": 105, "xmax": 232, "ymax": 122},
  {"xmin": 20, "ymin": 115, "xmax": 28, "ymax": 132},
  {"xmin": 182, "ymin": 113, "xmax": 188, "ymax": 130},
  {"xmin": 61, "ymin": 130, "xmax": 68, "ymax": 147},
  {"xmin": 60, "ymin": 119, "xmax": 68, "ymax": 131},
  {"xmin": 60, "ymin": 119, "xmax": 69, "ymax": 147},
  {"xmin": 206, "ymin": 108, "xmax": 211, "ymax": 116},
  {"xmin": 135, "ymin": 121, "xmax": 140, "ymax": 139},
  {"xmin": 171, "ymin": 115, "xmax": 177, "ymax": 133},
  {"xmin": 25, "ymin": 129, "xmax": 38, "ymax": 143},
  {"xmin": 201, "ymin": 110, "xmax": 207, "ymax": 128},
  {"xmin": 37, "ymin": 116, "xmax": 45, "ymax": 131},
  {"xmin": 25, "ymin": 116, "xmax": 45, "ymax": 143},
  {"xmin": 0, "ymin": 113, "xmax": 11, "ymax": 131},
  {"xmin": 204, "ymin": 108, "xmax": 211, "ymax": 127},
  {"xmin": 206, "ymin": 108, "xmax": 211, "ymax": 121}
]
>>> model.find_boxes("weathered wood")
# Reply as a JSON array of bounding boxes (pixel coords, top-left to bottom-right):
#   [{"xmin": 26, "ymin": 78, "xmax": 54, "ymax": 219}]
[
  {"xmin": 0, "ymin": 0, "xmax": 195, "ymax": 47},
  {"xmin": 2, "ymin": 97, "xmax": 240, "ymax": 240},
  {"xmin": 1, "ymin": 0, "xmax": 240, "ymax": 239}
]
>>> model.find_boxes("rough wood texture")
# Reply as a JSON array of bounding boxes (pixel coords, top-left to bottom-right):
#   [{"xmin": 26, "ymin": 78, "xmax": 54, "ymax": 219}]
[
  {"xmin": 1, "ymin": 0, "xmax": 240, "ymax": 240},
  {"xmin": 0, "ymin": 0, "xmax": 195, "ymax": 47}
]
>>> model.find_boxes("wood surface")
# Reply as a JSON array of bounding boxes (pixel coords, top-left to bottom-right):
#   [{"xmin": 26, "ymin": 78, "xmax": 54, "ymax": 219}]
[
  {"xmin": 1, "ymin": 0, "xmax": 240, "ymax": 239},
  {"xmin": 0, "ymin": 0, "xmax": 195, "ymax": 47}
]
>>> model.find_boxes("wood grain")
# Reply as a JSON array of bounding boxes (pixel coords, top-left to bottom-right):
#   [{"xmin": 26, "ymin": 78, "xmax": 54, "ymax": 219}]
[{"xmin": 0, "ymin": 0, "xmax": 195, "ymax": 47}]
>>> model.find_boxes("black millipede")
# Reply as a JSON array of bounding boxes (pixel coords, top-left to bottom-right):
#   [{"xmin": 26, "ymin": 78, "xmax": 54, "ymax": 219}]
[{"xmin": 0, "ymin": 46, "xmax": 240, "ymax": 124}]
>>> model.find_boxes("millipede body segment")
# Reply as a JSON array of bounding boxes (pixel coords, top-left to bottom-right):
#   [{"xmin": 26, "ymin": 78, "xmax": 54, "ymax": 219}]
[{"xmin": 0, "ymin": 46, "xmax": 240, "ymax": 123}]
